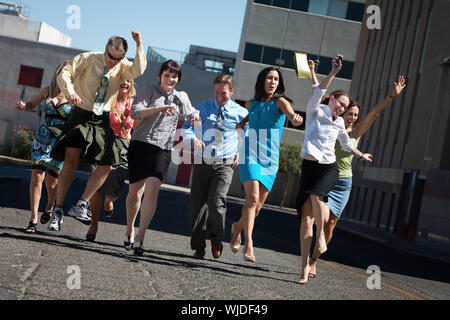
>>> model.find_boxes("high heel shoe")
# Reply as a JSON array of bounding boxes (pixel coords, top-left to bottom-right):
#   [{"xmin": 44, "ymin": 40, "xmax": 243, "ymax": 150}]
[
  {"xmin": 309, "ymin": 257, "xmax": 317, "ymax": 278},
  {"xmin": 85, "ymin": 233, "xmax": 96, "ymax": 242},
  {"xmin": 243, "ymin": 246, "xmax": 256, "ymax": 263},
  {"xmin": 124, "ymin": 235, "xmax": 135, "ymax": 251},
  {"xmin": 230, "ymin": 222, "xmax": 241, "ymax": 253},
  {"xmin": 133, "ymin": 241, "xmax": 144, "ymax": 256},
  {"xmin": 299, "ymin": 264, "xmax": 311, "ymax": 284}
]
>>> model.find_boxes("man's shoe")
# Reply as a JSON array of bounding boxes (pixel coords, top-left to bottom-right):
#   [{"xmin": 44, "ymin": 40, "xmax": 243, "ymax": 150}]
[
  {"xmin": 210, "ymin": 237, "xmax": 223, "ymax": 259},
  {"xmin": 193, "ymin": 248, "xmax": 205, "ymax": 260},
  {"xmin": 67, "ymin": 200, "xmax": 92, "ymax": 225},
  {"xmin": 48, "ymin": 207, "xmax": 64, "ymax": 231}
]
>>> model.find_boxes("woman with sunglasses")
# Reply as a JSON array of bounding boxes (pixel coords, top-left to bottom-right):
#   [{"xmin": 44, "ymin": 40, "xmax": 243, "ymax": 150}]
[
  {"xmin": 297, "ymin": 55, "xmax": 373, "ymax": 284},
  {"xmin": 306, "ymin": 60, "xmax": 406, "ymax": 279}
]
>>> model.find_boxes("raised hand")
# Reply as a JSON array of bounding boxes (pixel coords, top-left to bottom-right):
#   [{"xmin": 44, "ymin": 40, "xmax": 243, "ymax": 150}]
[
  {"xmin": 331, "ymin": 54, "xmax": 343, "ymax": 75},
  {"xmin": 131, "ymin": 31, "xmax": 142, "ymax": 47},
  {"xmin": 391, "ymin": 75, "xmax": 406, "ymax": 97}
]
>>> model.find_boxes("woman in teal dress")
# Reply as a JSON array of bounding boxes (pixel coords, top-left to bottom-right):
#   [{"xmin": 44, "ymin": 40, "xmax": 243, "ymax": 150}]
[
  {"xmin": 16, "ymin": 61, "xmax": 72, "ymax": 233},
  {"xmin": 230, "ymin": 67, "xmax": 303, "ymax": 262}
]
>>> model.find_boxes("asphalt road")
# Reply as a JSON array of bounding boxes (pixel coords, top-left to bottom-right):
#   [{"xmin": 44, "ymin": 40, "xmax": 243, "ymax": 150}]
[{"xmin": 0, "ymin": 163, "xmax": 449, "ymax": 301}]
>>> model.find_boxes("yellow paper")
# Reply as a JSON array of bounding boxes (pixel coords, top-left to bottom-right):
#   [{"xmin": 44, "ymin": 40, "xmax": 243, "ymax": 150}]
[{"xmin": 292, "ymin": 52, "xmax": 311, "ymax": 79}]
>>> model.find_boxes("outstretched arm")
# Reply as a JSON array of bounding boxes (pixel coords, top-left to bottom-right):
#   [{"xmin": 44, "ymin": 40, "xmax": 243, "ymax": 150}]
[
  {"xmin": 122, "ymin": 31, "xmax": 147, "ymax": 80},
  {"xmin": 353, "ymin": 75, "xmax": 406, "ymax": 143},
  {"xmin": 308, "ymin": 60, "xmax": 319, "ymax": 86},
  {"xmin": 319, "ymin": 54, "xmax": 343, "ymax": 91},
  {"xmin": 16, "ymin": 87, "xmax": 49, "ymax": 111}
]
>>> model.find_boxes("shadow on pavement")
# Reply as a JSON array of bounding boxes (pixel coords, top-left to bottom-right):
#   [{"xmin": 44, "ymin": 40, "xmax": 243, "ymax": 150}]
[{"xmin": 2, "ymin": 163, "xmax": 449, "ymax": 286}]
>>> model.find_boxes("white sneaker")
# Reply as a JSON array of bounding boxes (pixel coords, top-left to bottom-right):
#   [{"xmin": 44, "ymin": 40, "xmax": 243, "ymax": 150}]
[
  {"xmin": 67, "ymin": 200, "xmax": 92, "ymax": 225},
  {"xmin": 48, "ymin": 207, "xmax": 64, "ymax": 231}
]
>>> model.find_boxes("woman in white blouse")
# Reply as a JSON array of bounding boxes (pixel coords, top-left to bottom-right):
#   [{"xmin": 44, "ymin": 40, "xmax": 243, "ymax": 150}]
[{"xmin": 297, "ymin": 55, "xmax": 373, "ymax": 284}]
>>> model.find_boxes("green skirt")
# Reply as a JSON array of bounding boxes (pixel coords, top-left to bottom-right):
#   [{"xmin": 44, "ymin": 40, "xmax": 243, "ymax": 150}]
[{"xmin": 50, "ymin": 107, "xmax": 122, "ymax": 166}]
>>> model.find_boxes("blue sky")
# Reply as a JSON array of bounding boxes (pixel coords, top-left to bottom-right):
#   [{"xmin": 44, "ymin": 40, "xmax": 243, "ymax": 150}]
[{"xmin": 19, "ymin": 0, "xmax": 247, "ymax": 55}]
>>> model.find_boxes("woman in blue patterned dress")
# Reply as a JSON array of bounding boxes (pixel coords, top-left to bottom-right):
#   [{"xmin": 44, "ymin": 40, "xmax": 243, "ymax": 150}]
[
  {"xmin": 230, "ymin": 67, "xmax": 303, "ymax": 262},
  {"xmin": 16, "ymin": 61, "xmax": 72, "ymax": 233}
]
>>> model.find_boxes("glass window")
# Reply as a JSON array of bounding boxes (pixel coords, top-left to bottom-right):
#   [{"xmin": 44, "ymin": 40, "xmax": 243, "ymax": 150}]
[
  {"xmin": 346, "ymin": 1, "xmax": 365, "ymax": 22},
  {"xmin": 281, "ymin": 49, "xmax": 295, "ymax": 69},
  {"xmin": 308, "ymin": 0, "xmax": 329, "ymax": 15},
  {"xmin": 314, "ymin": 56, "xmax": 354, "ymax": 80},
  {"xmin": 243, "ymin": 43, "xmax": 263, "ymax": 63},
  {"xmin": 261, "ymin": 46, "xmax": 282, "ymax": 66},
  {"xmin": 254, "ymin": 0, "xmax": 272, "ymax": 5},
  {"xmin": 273, "ymin": 0, "xmax": 291, "ymax": 9},
  {"xmin": 291, "ymin": 0, "xmax": 309, "ymax": 12},
  {"xmin": 327, "ymin": 0, "xmax": 348, "ymax": 19}
]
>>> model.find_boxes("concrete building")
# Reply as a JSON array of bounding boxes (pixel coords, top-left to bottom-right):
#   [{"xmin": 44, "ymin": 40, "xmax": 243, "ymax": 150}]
[
  {"xmin": 234, "ymin": 0, "xmax": 366, "ymax": 144},
  {"xmin": 0, "ymin": 1, "xmax": 71, "ymax": 47},
  {"xmin": 345, "ymin": 0, "xmax": 450, "ymax": 240}
]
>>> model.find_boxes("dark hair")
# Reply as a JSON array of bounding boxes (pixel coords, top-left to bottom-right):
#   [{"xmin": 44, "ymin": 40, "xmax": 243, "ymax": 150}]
[
  {"xmin": 159, "ymin": 60, "xmax": 182, "ymax": 82},
  {"xmin": 321, "ymin": 90, "xmax": 350, "ymax": 106},
  {"xmin": 254, "ymin": 67, "xmax": 292, "ymax": 103},
  {"xmin": 106, "ymin": 36, "xmax": 128, "ymax": 55},
  {"xmin": 343, "ymin": 100, "xmax": 361, "ymax": 125}
]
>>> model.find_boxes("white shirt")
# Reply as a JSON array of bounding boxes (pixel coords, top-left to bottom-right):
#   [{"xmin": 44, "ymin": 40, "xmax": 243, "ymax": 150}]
[{"xmin": 301, "ymin": 85, "xmax": 355, "ymax": 164}]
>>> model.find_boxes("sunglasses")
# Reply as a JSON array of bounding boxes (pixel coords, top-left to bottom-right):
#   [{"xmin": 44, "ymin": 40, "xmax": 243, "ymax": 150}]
[{"xmin": 106, "ymin": 49, "xmax": 124, "ymax": 61}]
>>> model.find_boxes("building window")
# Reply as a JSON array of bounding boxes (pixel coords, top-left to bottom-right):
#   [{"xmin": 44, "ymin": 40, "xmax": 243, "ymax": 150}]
[
  {"xmin": 17, "ymin": 65, "xmax": 44, "ymax": 88},
  {"xmin": 308, "ymin": 0, "xmax": 329, "ymax": 15},
  {"xmin": 281, "ymin": 49, "xmax": 295, "ymax": 69},
  {"xmin": 243, "ymin": 43, "xmax": 263, "ymax": 63},
  {"xmin": 243, "ymin": 43, "xmax": 354, "ymax": 80},
  {"xmin": 254, "ymin": 0, "xmax": 364, "ymax": 22},
  {"xmin": 261, "ymin": 46, "xmax": 282, "ymax": 66},
  {"xmin": 273, "ymin": 0, "xmax": 291, "ymax": 9},
  {"xmin": 254, "ymin": 0, "xmax": 272, "ymax": 5},
  {"xmin": 291, "ymin": 0, "xmax": 309, "ymax": 12},
  {"xmin": 328, "ymin": 0, "xmax": 348, "ymax": 19},
  {"xmin": 346, "ymin": 1, "xmax": 365, "ymax": 22}
]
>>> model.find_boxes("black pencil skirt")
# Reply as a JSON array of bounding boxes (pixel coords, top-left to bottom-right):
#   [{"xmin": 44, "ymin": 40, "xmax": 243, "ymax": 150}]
[
  {"xmin": 127, "ymin": 140, "xmax": 172, "ymax": 184},
  {"xmin": 296, "ymin": 159, "xmax": 339, "ymax": 216}
]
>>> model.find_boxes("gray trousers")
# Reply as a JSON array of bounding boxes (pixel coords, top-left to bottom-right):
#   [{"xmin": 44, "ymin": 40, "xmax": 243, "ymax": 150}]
[{"xmin": 189, "ymin": 161, "xmax": 234, "ymax": 250}]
